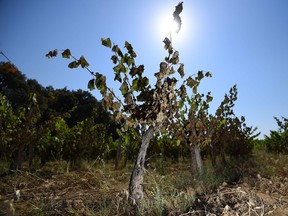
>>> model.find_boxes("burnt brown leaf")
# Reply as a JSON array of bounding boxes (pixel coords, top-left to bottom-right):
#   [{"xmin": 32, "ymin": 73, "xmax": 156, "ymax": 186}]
[
  {"xmin": 178, "ymin": 63, "xmax": 185, "ymax": 78},
  {"xmin": 186, "ymin": 77, "xmax": 198, "ymax": 88},
  {"xmin": 87, "ymin": 79, "xmax": 95, "ymax": 91},
  {"xmin": 68, "ymin": 60, "xmax": 80, "ymax": 69},
  {"xmin": 46, "ymin": 50, "xmax": 58, "ymax": 58},
  {"xmin": 101, "ymin": 38, "xmax": 112, "ymax": 48},
  {"xmin": 111, "ymin": 55, "xmax": 118, "ymax": 64},
  {"xmin": 120, "ymin": 81, "xmax": 129, "ymax": 95},
  {"xmin": 173, "ymin": 2, "xmax": 183, "ymax": 33},
  {"xmin": 113, "ymin": 102, "xmax": 121, "ymax": 111},
  {"xmin": 79, "ymin": 56, "xmax": 89, "ymax": 68},
  {"xmin": 170, "ymin": 51, "xmax": 179, "ymax": 64},
  {"xmin": 163, "ymin": 37, "xmax": 172, "ymax": 51},
  {"xmin": 95, "ymin": 72, "xmax": 107, "ymax": 94},
  {"xmin": 61, "ymin": 49, "xmax": 71, "ymax": 58}
]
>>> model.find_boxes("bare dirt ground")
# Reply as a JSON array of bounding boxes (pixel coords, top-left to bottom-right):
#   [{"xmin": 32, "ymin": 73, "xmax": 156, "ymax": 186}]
[{"xmin": 0, "ymin": 160, "xmax": 288, "ymax": 216}]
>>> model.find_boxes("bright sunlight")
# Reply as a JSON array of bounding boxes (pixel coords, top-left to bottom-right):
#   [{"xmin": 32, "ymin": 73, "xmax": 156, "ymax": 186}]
[{"xmin": 154, "ymin": 5, "xmax": 191, "ymax": 47}]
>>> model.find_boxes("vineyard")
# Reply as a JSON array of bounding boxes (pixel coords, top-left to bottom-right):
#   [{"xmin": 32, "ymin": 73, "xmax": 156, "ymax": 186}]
[
  {"xmin": 1, "ymin": 38, "xmax": 288, "ymax": 215},
  {"xmin": 1, "ymin": 12, "xmax": 288, "ymax": 213}
]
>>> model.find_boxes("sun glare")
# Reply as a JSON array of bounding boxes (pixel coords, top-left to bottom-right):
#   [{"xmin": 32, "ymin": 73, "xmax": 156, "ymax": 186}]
[
  {"xmin": 155, "ymin": 8, "xmax": 191, "ymax": 46},
  {"xmin": 159, "ymin": 14, "xmax": 177, "ymax": 37}
]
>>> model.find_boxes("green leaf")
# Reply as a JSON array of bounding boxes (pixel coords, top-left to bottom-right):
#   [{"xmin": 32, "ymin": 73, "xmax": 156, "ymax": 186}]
[
  {"xmin": 113, "ymin": 63, "xmax": 126, "ymax": 73},
  {"xmin": 61, "ymin": 49, "xmax": 71, "ymax": 58},
  {"xmin": 79, "ymin": 56, "xmax": 89, "ymax": 68},
  {"xmin": 141, "ymin": 77, "xmax": 149, "ymax": 87},
  {"xmin": 132, "ymin": 79, "xmax": 139, "ymax": 91},
  {"xmin": 193, "ymin": 86, "xmax": 198, "ymax": 94},
  {"xmin": 101, "ymin": 38, "xmax": 112, "ymax": 48},
  {"xmin": 196, "ymin": 71, "xmax": 204, "ymax": 81},
  {"xmin": 87, "ymin": 79, "xmax": 95, "ymax": 91},
  {"xmin": 114, "ymin": 73, "xmax": 122, "ymax": 82},
  {"xmin": 68, "ymin": 61, "xmax": 80, "ymax": 69},
  {"xmin": 126, "ymin": 56, "xmax": 134, "ymax": 66},
  {"xmin": 206, "ymin": 95, "xmax": 213, "ymax": 103},
  {"xmin": 120, "ymin": 81, "xmax": 129, "ymax": 95}
]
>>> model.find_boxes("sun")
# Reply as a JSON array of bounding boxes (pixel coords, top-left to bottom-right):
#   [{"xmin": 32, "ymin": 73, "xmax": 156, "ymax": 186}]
[
  {"xmin": 155, "ymin": 8, "xmax": 190, "ymax": 45},
  {"xmin": 158, "ymin": 13, "xmax": 179, "ymax": 38},
  {"xmin": 150, "ymin": 3, "xmax": 193, "ymax": 48}
]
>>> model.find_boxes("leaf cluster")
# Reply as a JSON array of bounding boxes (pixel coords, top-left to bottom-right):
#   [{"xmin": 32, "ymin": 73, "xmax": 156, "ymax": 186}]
[{"xmin": 46, "ymin": 38, "xmax": 191, "ymax": 131}]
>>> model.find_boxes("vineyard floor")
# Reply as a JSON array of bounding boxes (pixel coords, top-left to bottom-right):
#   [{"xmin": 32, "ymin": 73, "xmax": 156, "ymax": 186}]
[{"xmin": 1, "ymin": 152, "xmax": 288, "ymax": 215}]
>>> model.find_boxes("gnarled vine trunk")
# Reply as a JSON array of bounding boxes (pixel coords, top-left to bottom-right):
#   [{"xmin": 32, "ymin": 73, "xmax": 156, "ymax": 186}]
[
  {"xmin": 189, "ymin": 145, "xmax": 203, "ymax": 176},
  {"xmin": 128, "ymin": 125, "xmax": 155, "ymax": 206},
  {"xmin": 194, "ymin": 145, "xmax": 203, "ymax": 174}
]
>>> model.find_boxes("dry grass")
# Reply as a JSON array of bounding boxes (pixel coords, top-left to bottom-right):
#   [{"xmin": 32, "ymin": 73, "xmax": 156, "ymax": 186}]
[{"xmin": 0, "ymin": 151, "xmax": 287, "ymax": 215}]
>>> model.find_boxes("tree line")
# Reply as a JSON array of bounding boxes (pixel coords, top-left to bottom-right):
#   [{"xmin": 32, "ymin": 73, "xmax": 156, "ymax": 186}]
[{"xmin": 0, "ymin": 61, "xmax": 120, "ymax": 170}]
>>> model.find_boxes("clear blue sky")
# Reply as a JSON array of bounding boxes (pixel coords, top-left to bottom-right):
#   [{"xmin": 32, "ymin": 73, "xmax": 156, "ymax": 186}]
[{"xmin": 1, "ymin": 0, "xmax": 288, "ymax": 138}]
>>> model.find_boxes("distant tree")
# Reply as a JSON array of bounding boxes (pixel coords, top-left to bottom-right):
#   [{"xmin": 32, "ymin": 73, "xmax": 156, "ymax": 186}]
[
  {"xmin": 0, "ymin": 62, "xmax": 30, "ymax": 110},
  {"xmin": 209, "ymin": 85, "xmax": 238, "ymax": 166},
  {"xmin": 148, "ymin": 132, "xmax": 186, "ymax": 164},
  {"xmin": 27, "ymin": 79, "xmax": 49, "ymax": 112},
  {"xmin": 7, "ymin": 94, "xmax": 42, "ymax": 170},
  {"xmin": 36, "ymin": 117, "xmax": 61, "ymax": 166},
  {"xmin": 223, "ymin": 116, "xmax": 259, "ymax": 158},
  {"xmin": 0, "ymin": 61, "xmax": 117, "ymax": 169},
  {"xmin": 112, "ymin": 127, "xmax": 140, "ymax": 170},
  {"xmin": 172, "ymin": 71, "xmax": 213, "ymax": 176},
  {"xmin": 264, "ymin": 116, "xmax": 288, "ymax": 154},
  {"xmin": 210, "ymin": 86, "xmax": 259, "ymax": 166},
  {"xmin": 0, "ymin": 94, "xmax": 19, "ymax": 161},
  {"xmin": 67, "ymin": 90, "xmax": 99, "ymax": 126}
]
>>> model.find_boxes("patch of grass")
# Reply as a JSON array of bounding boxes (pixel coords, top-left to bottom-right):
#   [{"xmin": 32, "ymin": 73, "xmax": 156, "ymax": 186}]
[
  {"xmin": 252, "ymin": 149, "xmax": 288, "ymax": 177},
  {"xmin": 1, "ymin": 152, "xmax": 287, "ymax": 215}
]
